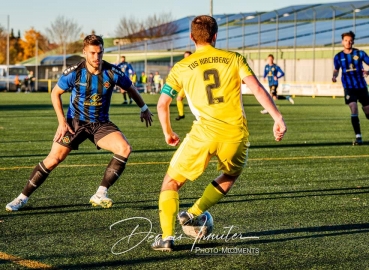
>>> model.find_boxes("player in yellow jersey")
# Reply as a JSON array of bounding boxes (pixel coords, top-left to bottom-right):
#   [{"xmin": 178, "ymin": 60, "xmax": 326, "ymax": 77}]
[
  {"xmin": 175, "ymin": 51, "xmax": 192, "ymax": 120},
  {"xmin": 151, "ymin": 15, "xmax": 287, "ymax": 251}
]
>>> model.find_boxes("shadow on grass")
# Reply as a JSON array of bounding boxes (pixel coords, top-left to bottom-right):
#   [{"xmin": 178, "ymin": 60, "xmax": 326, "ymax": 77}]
[
  {"xmin": 177, "ymin": 186, "xmax": 369, "ymax": 208},
  {"xmin": 215, "ymin": 186, "xmax": 369, "ymax": 205},
  {"xmin": 0, "ymin": 197, "xmax": 159, "ymax": 217},
  {"xmin": 0, "ymin": 104, "xmax": 55, "ymax": 111},
  {"xmin": 0, "ymin": 148, "xmax": 176, "ymax": 159},
  {"xmin": 2, "ymin": 140, "xmax": 364, "ymax": 159},
  {"xmin": 56, "ymin": 253, "xmax": 195, "ymax": 269},
  {"xmin": 250, "ymin": 141, "xmax": 366, "ymax": 148},
  {"xmin": 245, "ymin": 222, "xmax": 369, "ymax": 237},
  {"xmin": 240, "ymin": 223, "xmax": 369, "ymax": 245}
]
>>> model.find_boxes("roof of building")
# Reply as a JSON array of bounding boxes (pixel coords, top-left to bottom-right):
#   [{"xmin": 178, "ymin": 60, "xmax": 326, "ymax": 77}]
[{"xmin": 109, "ymin": 1, "xmax": 369, "ymax": 53}]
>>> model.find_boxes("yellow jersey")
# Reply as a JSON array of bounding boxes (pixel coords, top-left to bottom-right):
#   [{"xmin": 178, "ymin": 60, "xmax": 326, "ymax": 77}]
[{"xmin": 166, "ymin": 45, "xmax": 254, "ymax": 141}]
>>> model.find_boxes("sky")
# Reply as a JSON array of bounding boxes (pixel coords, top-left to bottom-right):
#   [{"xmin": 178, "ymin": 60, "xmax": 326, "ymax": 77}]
[{"xmin": 1, "ymin": 0, "xmax": 359, "ymax": 39}]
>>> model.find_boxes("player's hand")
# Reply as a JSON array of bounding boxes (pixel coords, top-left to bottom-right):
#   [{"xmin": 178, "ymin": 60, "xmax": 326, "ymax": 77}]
[
  {"xmin": 332, "ymin": 77, "xmax": 337, "ymax": 83},
  {"xmin": 165, "ymin": 132, "xmax": 180, "ymax": 146},
  {"xmin": 274, "ymin": 76, "xmax": 278, "ymax": 81},
  {"xmin": 53, "ymin": 121, "xmax": 74, "ymax": 142},
  {"xmin": 140, "ymin": 109, "xmax": 154, "ymax": 127},
  {"xmin": 273, "ymin": 118, "xmax": 287, "ymax": 142},
  {"xmin": 362, "ymin": 69, "xmax": 368, "ymax": 77}
]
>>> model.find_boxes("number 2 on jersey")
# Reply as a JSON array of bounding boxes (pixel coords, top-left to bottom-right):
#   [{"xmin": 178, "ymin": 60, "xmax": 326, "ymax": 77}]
[{"xmin": 204, "ymin": 69, "xmax": 224, "ymax": 104}]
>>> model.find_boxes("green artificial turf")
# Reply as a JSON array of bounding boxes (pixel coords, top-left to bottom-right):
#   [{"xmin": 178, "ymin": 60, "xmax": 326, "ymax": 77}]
[{"xmin": 1, "ymin": 92, "xmax": 368, "ymax": 269}]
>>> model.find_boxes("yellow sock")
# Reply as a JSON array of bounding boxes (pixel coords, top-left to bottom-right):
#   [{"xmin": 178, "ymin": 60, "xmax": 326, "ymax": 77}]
[
  {"xmin": 159, "ymin": 190, "xmax": 179, "ymax": 239},
  {"xmin": 188, "ymin": 183, "xmax": 224, "ymax": 216},
  {"xmin": 177, "ymin": 100, "xmax": 184, "ymax": 116}
]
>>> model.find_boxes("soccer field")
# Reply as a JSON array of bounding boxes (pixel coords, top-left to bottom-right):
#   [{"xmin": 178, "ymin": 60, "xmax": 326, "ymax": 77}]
[{"xmin": 1, "ymin": 92, "xmax": 369, "ymax": 269}]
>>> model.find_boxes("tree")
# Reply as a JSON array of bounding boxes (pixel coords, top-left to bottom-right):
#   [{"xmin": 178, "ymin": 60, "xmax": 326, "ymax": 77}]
[
  {"xmin": 116, "ymin": 16, "xmax": 141, "ymax": 42},
  {"xmin": 143, "ymin": 13, "xmax": 178, "ymax": 39},
  {"xmin": 19, "ymin": 28, "xmax": 48, "ymax": 61},
  {"xmin": 9, "ymin": 28, "xmax": 23, "ymax": 63},
  {"xmin": 45, "ymin": 16, "xmax": 82, "ymax": 54},
  {"xmin": 116, "ymin": 12, "xmax": 178, "ymax": 42},
  {"xmin": 0, "ymin": 24, "xmax": 6, "ymax": 64},
  {"xmin": 0, "ymin": 25, "xmax": 23, "ymax": 64}
]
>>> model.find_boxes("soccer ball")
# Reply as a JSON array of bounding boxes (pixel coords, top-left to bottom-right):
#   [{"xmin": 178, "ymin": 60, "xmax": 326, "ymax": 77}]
[{"xmin": 181, "ymin": 211, "xmax": 214, "ymax": 238}]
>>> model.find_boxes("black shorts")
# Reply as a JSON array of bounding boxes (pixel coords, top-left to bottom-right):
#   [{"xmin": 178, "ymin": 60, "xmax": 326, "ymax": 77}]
[
  {"xmin": 58, "ymin": 119, "xmax": 121, "ymax": 150},
  {"xmin": 269, "ymin": 85, "xmax": 278, "ymax": 97},
  {"xmin": 344, "ymin": 88, "xmax": 369, "ymax": 106}
]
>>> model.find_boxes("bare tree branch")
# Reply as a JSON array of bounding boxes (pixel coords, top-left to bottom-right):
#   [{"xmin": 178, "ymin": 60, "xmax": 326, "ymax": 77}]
[
  {"xmin": 116, "ymin": 12, "xmax": 178, "ymax": 42},
  {"xmin": 142, "ymin": 12, "xmax": 178, "ymax": 39},
  {"xmin": 45, "ymin": 16, "xmax": 82, "ymax": 53}
]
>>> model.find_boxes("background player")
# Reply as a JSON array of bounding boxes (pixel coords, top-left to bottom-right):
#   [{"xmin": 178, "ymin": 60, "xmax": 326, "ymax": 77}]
[
  {"xmin": 117, "ymin": 55, "xmax": 135, "ymax": 104},
  {"xmin": 332, "ymin": 31, "xmax": 369, "ymax": 145},
  {"xmin": 261, "ymin": 54, "xmax": 294, "ymax": 114},
  {"xmin": 175, "ymin": 51, "xmax": 192, "ymax": 120},
  {"xmin": 6, "ymin": 35, "xmax": 153, "ymax": 212},
  {"xmin": 151, "ymin": 15, "xmax": 286, "ymax": 251}
]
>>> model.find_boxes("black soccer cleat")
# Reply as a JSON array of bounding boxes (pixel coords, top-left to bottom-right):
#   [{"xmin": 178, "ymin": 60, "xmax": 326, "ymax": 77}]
[
  {"xmin": 151, "ymin": 238, "xmax": 174, "ymax": 252},
  {"xmin": 177, "ymin": 211, "xmax": 194, "ymax": 226},
  {"xmin": 175, "ymin": 115, "xmax": 185, "ymax": 121},
  {"xmin": 353, "ymin": 137, "xmax": 363, "ymax": 146}
]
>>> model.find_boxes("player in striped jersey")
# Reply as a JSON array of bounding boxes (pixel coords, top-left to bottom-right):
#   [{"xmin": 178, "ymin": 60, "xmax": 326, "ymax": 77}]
[
  {"xmin": 151, "ymin": 15, "xmax": 286, "ymax": 251},
  {"xmin": 332, "ymin": 31, "xmax": 369, "ymax": 145},
  {"xmin": 260, "ymin": 54, "xmax": 294, "ymax": 114},
  {"xmin": 6, "ymin": 35, "xmax": 153, "ymax": 212}
]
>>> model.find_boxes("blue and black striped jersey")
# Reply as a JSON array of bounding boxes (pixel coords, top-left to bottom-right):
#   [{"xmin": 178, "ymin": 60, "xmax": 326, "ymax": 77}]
[
  {"xmin": 117, "ymin": 61, "xmax": 134, "ymax": 76},
  {"xmin": 264, "ymin": 64, "xmax": 284, "ymax": 86},
  {"xmin": 58, "ymin": 60, "xmax": 132, "ymax": 122},
  {"xmin": 334, "ymin": 48, "xmax": 369, "ymax": 89}
]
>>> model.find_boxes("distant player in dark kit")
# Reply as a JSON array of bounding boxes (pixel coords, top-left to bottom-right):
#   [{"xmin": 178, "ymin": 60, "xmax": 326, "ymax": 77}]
[
  {"xmin": 117, "ymin": 56, "xmax": 135, "ymax": 104},
  {"xmin": 332, "ymin": 31, "xmax": 369, "ymax": 145},
  {"xmin": 261, "ymin": 54, "xmax": 294, "ymax": 114},
  {"xmin": 6, "ymin": 35, "xmax": 153, "ymax": 211}
]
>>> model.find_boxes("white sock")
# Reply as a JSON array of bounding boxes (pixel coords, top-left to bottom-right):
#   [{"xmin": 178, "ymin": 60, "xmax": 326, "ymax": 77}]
[
  {"xmin": 17, "ymin": 193, "xmax": 29, "ymax": 202},
  {"xmin": 97, "ymin": 186, "xmax": 108, "ymax": 195},
  {"xmin": 163, "ymin": 236, "xmax": 174, "ymax": 241},
  {"xmin": 356, "ymin": 134, "xmax": 362, "ymax": 138}
]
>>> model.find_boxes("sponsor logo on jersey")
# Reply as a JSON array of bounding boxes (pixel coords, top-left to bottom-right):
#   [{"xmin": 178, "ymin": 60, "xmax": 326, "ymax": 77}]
[
  {"xmin": 104, "ymin": 81, "xmax": 111, "ymax": 89},
  {"xmin": 76, "ymin": 82, "xmax": 87, "ymax": 86},
  {"xmin": 62, "ymin": 136, "xmax": 70, "ymax": 144},
  {"xmin": 84, "ymin": 93, "xmax": 102, "ymax": 106},
  {"xmin": 346, "ymin": 64, "xmax": 357, "ymax": 72}
]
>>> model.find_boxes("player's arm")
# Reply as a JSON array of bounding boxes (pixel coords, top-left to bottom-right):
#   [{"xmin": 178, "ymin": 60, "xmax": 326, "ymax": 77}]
[
  {"xmin": 50, "ymin": 84, "xmax": 75, "ymax": 142},
  {"xmin": 128, "ymin": 63, "xmax": 134, "ymax": 75},
  {"xmin": 361, "ymin": 51, "xmax": 369, "ymax": 76},
  {"xmin": 332, "ymin": 55, "xmax": 340, "ymax": 82},
  {"xmin": 116, "ymin": 71, "xmax": 153, "ymax": 127},
  {"xmin": 263, "ymin": 67, "xmax": 267, "ymax": 79},
  {"xmin": 243, "ymin": 75, "xmax": 287, "ymax": 141},
  {"xmin": 157, "ymin": 84, "xmax": 180, "ymax": 146},
  {"xmin": 277, "ymin": 66, "xmax": 285, "ymax": 79},
  {"xmin": 125, "ymin": 84, "xmax": 153, "ymax": 127},
  {"xmin": 332, "ymin": 70, "xmax": 339, "ymax": 82}
]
